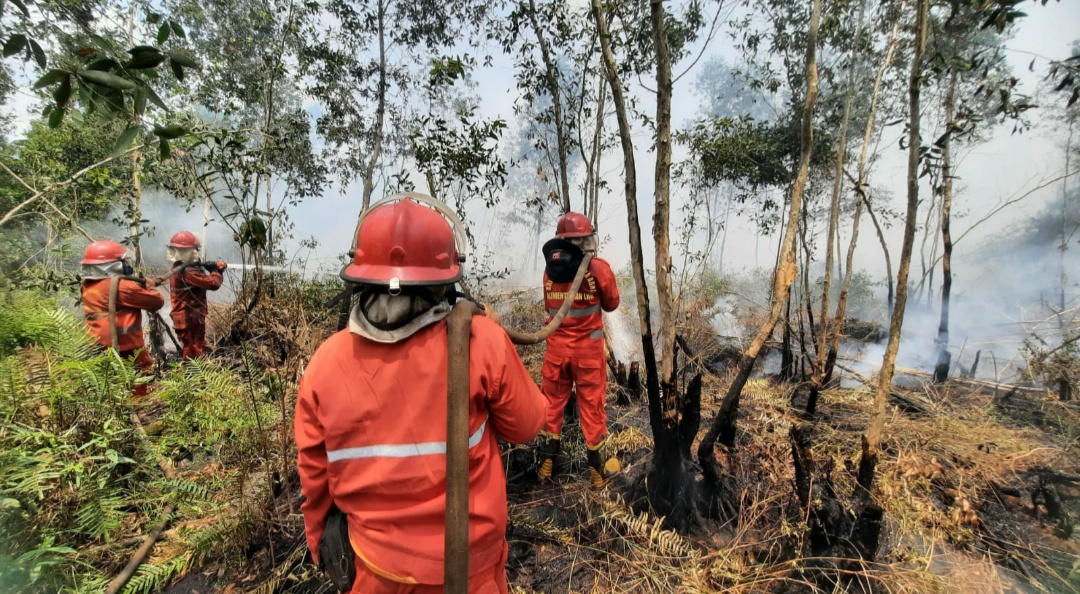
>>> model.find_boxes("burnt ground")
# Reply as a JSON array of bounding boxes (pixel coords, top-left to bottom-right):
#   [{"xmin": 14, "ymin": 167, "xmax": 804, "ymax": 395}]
[
  {"xmin": 148, "ymin": 299, "xmax": 1080, "ymax": 593},
  {"xmin": 194, "ymin": 366, "xmax": 1080, "ymax": 594}
]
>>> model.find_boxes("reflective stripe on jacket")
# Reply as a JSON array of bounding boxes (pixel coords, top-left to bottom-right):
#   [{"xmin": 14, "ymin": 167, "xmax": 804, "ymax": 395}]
[
  {"xmin": 81, "ymin": 278, "xmax": 164, "ymax": 351},
  {"xmin": 295, "ymin": 315, "xmax": 546, "ymax": 585},
  {"xmin": 543, "ymin": 256, "xmax": 620, "ymax": 354},
  {"xmin": 169, "ymin": 266, "xmax": 222, "ymax": 330}
]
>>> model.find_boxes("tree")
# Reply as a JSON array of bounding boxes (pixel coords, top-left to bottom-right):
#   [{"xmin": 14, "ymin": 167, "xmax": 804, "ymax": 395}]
[
  {"xmin": 698, "ymin": 0, "xmax": 822, "ymax": 489},
  {"xmin": 858, "ymin": 0, "xmax": 929, "ymax": 494},
  {"xmin": 2, "ymin": 1, "xmax": 201, "ymax": 236},
  {"xmin": 170, "ymin": 0, "xmax": 325, "ymax": 262}
]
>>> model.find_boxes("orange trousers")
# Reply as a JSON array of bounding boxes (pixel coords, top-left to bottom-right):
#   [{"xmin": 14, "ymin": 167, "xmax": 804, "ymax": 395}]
[
  {"xmin": 541, "ymin": 351, "xmax": 608, "ymax": 446},
  {"xmin": 118, "ymin": 348, "xmax": 153, "ymax": 397},
  {"xmin": 176, "ymin": 322, "xmax": 206, "ymax": 360}
]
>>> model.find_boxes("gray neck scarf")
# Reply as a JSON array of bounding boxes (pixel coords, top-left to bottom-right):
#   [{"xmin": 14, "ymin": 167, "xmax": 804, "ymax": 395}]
[{"xmin": 348, "ymin": 294, "xmax": 451, "ymax": 343}]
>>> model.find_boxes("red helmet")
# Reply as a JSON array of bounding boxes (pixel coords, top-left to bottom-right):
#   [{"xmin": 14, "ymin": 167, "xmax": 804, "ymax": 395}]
[
  {"xmin": 341, "ymin": 196, "xmax": 463, "ymax": 286},
  {"xmin": 168, "ymin": 230, "xmax": 200, "ymax": 249},
  {"xmin": 81, "ymin": 240, "xmax": 127, "ymax": 264},
  {"xmin": 555, "ymin": 212, "xmax": 594, "ymax": 238}
]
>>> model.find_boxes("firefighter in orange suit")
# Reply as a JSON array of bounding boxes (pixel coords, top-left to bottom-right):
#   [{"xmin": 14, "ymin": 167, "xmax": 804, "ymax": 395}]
[
  {"xmin": 536, "ymin": 212, "xmax": 622, "ymax": 489},
  {"xmin": 295, "ymin": 194, "xmax": 546, "ymax": 593},
  {"xmin": 80, "ymin": 240, "xmax": 164, "ymax": 397},
  {"xmin": 166, "ymin": 231, "xmax": 225, "ymax": 359}
]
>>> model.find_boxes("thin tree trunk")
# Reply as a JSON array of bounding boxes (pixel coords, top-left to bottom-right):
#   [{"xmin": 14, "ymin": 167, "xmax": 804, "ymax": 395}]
[
  {"xmin": 200, "ymin": 194, "xmax": 211, "ymax": 260},
  {"xmin": 130, "ymin": 153, "xmax": 143, "ymax": 268},
  {"xmin": 127, "ymin": 5, "xmax": 143, "ymax": 269},
  {"xmin": 1061, "ymin": 122, "xmax": 1072, "ymax": 317},
  {"xmin": 652, "ymin": 0, "xmax": 677, "ymax": 400},
  {"xmin": 858, "ymin": 0, "xmax": 928, "ymax": 494},
  {"xmin": 862, "ymin": 191, "xmax": 894, "ymax": 312},
  {"xmin": 527, "ymin": 0, "xmax": 572, "ymax": 214},
  {"xmin": 698, "ymin": 0, "xmax": 821, "ymax": 481},
  {"xmin": 361, "ymin": 0, "xmax": 387, "ymax": 211},
  {"xmin": 588, "ymin": 76, "xmax": 606, "ymax": 223},
  {"xmin": 934, "ymin": 69, "xmax": 958, "ymax": 383},
  {"xmin": 590, "ymin": 0, "xmax": 661, "ymax": 435},
  {"xmin": 812, "ymin": 0, "xmax": 866, "ymax": 396},
  {"xmin": 825, "ymin": 20, "xmax": 900, "ymax": 384}
]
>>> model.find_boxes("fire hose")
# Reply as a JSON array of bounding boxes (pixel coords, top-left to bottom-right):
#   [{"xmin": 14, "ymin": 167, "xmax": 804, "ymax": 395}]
[
  {"xmin": 500, "ymin": 250, "xmax": 593, "ymax": 346},
  {"xmin": 108, "ymin": 274, "xmax": 184, "ymax": 356},
  {"xmin": 445, "ymin": 300, "xmax": 478, "ymax": 594}
]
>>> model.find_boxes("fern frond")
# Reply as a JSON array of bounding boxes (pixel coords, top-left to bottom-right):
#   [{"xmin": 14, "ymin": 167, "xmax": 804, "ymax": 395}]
[
  {"xmin": 120, "ymin": 553, "xmax": 193, "ymax": 594},
  {"xmin": 592, "ymin": 495, "xmax": 699, "ymax": 559}
]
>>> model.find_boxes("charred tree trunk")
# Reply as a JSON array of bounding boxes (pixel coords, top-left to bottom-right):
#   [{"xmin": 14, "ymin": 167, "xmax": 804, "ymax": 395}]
[
  {"xmin": 527, "ymin": 0, "xmax": 572, "ymax": 214},
  {"xmin": 646, "ymin": 0, "xmax": 698, "ymax": 522},
  {"xmin": 698, "ymin": 0, "xmax": 821, "ymax": 485},
  {"xmin": 934, "ymin": 71, "xmax": 958, "ymax": 384},
  {"xmin": 591, "ymin": 0, "xmax": 693, "ymax": 523},
  {"xmin": 858, "ymin": 0, "xmax": 928, "ymax": 494}
]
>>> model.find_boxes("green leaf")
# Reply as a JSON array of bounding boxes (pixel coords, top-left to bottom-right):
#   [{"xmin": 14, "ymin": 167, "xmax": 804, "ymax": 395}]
[
  {"xmin": 79, "ymin": 69, "xmax": 137, "ymax": 90},
  {"xmin": 133, "ymin": 85, "xmax": 147, "ymax": 115},
  {"xmin": 112, "ymin": 125, "xmax": 142, "ymax": 156},
  {"xmin": 53, "ymin": 75, "xmax": 72, "ymax": 107},
  {"xmin": 170, "ymin": 60, "xmax": 184, "ymax": 82},
  {"xmin": 87, "ymin": 58, "xmax": 119, "ymax": 71},
  {"xmin": 169, "ymin": 20, "xmax": 186, "ymax": 39},
  {"xmin": 160, "ymin": 124, "xmax": 188, "ymax": 139},
  {"xmin": 145, "ymin": 85, "xmax": 167, "ymax": 111},
  {"xmin": 159, "ymin": 137, "xmax": 171, "ymax": 160},
  {"xmin": 48, "ymin": 107, "xmax": 65, "ymax": 128},
  {"xmin": 125, "ymin": 51, "xmax": 164, "ymax": 69},
  {"xmin": 3, "ymin": 34, "xmax": 26, "ymax": 58},
  {"xmin": 128, "ymin": 45, "xmax": 159, "ymax": 55},
  {"xmin": 32, "ymin": 69, "xmax": 68, "ymax": 89},
  {"xmin": 167, "ymin": 50, "xmax": 198, "ymax": 69},
  {"xmin": 90, "ymin": 34, "xmax": 115, "ymax": 51},
  {"xmin": 146, "ymin": 12, "xmax": 161, "ymax": 24},
  {"xmin": 157, "ymin": 23, "xmax": 171, "ymax": 45},
  {"xmin": 27, "ymin": 38, "xmax": 46, "ymax": 69}
]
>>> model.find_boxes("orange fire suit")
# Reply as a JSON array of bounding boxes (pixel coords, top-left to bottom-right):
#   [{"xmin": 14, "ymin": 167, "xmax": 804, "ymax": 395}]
[
  {"xmin": 169, "ymin": 265, "xmax": 223, "ymax": 359},
  {"xmin": 541, "ymin": 257, "xmax": 620, "ymax": 446},
  {"xmin": 295, "ymin": 315, "xmax": 546, "ymax": 592},
  {"xmin": 81, "ymin": 277, "xmax": 164, "ymax": 396}
]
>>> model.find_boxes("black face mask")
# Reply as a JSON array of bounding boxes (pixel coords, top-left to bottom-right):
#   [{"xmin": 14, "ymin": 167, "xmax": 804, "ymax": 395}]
[
  {"xmin": 121, "ymin": 261, "xmax": 134, "ymax": 276},
  {"xmin": 543, "ymin": 238, "xmax": 584, "ymax": 283}
]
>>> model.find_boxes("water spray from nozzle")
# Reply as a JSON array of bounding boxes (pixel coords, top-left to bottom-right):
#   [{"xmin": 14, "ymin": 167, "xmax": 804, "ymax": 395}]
[{"xmin": 222, "ymin": 263, "xmax": 290, "ymax": 273}]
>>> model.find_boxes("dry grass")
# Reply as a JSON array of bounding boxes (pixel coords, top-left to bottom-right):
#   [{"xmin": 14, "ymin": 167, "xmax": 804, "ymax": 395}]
[{"xmin": 505, "ymin": 355, "xmax": 1080, "ymax": 593}]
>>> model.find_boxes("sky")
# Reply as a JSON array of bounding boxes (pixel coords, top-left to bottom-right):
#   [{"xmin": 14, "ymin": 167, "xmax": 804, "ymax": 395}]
[{"xmin": 266, "ymin": 0, "xmax": 1080, "ymax": 286}]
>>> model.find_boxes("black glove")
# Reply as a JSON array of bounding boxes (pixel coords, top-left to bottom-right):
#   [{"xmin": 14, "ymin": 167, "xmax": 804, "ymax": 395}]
[
  {"xmin": 317, "ymin": 506, "xmax": 355, "ymax": 592},
  {"xmin": 202, "ymin": 262, "xmax": 219, "ymax": 273}
]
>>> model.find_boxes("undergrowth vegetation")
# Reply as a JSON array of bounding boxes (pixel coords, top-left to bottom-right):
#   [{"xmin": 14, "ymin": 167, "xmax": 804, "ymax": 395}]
[{"xmin": 0, "ymin": 291, "xmax": 279, "ymax": 593}]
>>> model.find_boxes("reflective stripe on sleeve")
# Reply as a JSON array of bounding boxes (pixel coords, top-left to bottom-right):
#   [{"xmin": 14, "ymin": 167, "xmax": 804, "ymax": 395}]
[{"xmin": 326, "ymin": 418, "xmax": 488, "ymax": 462}]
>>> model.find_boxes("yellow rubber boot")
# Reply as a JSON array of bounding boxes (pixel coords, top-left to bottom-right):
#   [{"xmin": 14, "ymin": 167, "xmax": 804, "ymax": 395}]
[
  {"xmin": 587, "ymin": 440, "xmax": 622, "ymax": 490},
  {"xmin": 536, "ymin": 433, "xmax": 561, "ymax": 482}
]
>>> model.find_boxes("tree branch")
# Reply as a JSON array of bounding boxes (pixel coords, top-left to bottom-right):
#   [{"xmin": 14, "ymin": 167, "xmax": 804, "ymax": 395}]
[{"xmin": 0, "ymin": 147, "xmax": 141, "ymax": 240}]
